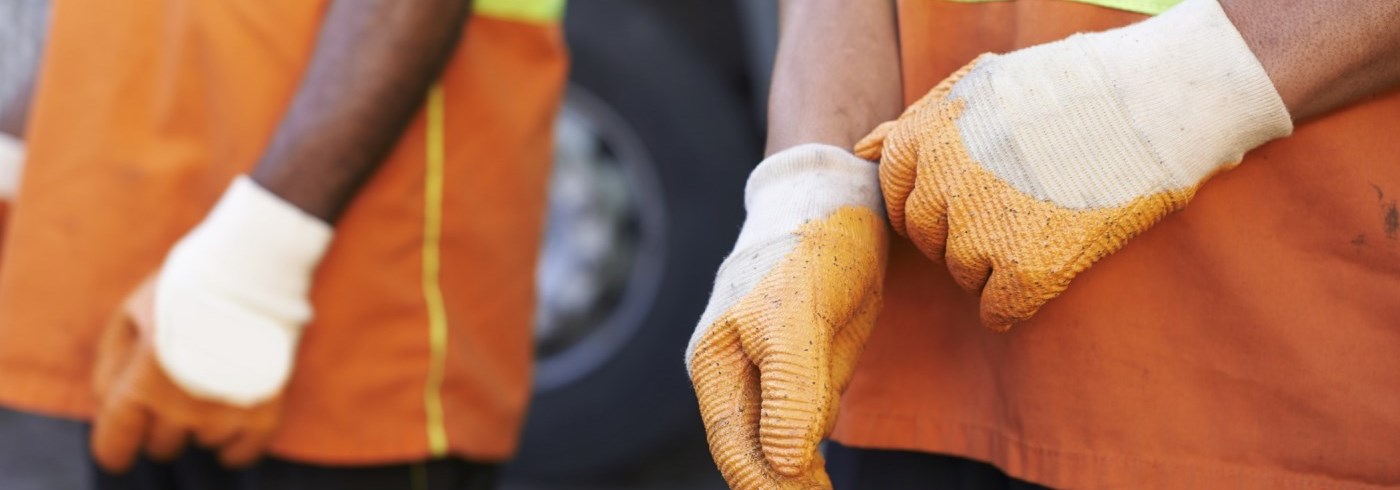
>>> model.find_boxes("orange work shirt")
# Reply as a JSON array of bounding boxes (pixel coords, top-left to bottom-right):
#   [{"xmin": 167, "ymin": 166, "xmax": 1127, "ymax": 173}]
[
  {"xmin": 833, "ymin": 1, "xmax": 1400, "ymax": 488},
  {"xmin": 0, "ymin": 0, "xmax": 566, "ymax": 465}
]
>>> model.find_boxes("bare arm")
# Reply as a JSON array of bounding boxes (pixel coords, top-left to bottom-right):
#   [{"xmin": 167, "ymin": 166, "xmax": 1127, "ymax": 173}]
[
  {"xmin": 765, "ymin": 0, "xmax": 903, "ymax": 156},
  {"xmin": 250, "ymin": 0, "xmax": 472, "ymax": 222},
  {"xmin": 1223, "ymin": 0, "xmax": 1400, "ymax": 121}
]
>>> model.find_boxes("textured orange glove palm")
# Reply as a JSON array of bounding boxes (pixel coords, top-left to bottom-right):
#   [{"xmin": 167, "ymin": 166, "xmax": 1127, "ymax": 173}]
[
  {"xmin": 856, "ymin": 0, "xmax": 1291, "ymax": 330},
  {"xmin": 688, "ymin": 145, "xmax": 886, "ymax": 489},
  {"xmin": 91, "ymin": 279, "xmax": 282, "ymax": 472}
]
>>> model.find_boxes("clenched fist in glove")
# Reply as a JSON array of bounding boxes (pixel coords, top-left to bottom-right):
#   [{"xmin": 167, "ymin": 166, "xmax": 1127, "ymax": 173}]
[
  {"xmin": 688, "ymin": 144, "xmax": 886, "ymax": 489},
  {"xmin": 857, "ymin": 0, "xmax": 1291, "ymax": 330},
  {"xmin": 91, "ymin": 176, "xmax": 331, "ymax": 472}
]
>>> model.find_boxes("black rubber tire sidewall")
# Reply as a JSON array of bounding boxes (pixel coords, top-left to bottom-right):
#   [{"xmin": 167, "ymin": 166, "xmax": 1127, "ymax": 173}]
[{"xmin": 503, "ymin": 0, "xmax": 759, "ymax": 482}]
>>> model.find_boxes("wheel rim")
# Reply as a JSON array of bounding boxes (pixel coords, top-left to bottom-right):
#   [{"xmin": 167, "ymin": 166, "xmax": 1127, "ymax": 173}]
[{"xmin": 532, "ymin": 84, "xmax": 668, "ymax": 393}]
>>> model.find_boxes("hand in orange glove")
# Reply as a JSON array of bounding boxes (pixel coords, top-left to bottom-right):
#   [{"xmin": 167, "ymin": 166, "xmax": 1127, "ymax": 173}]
[
  {"xmin": 688, "ymin": 144, "xmax": 886, "ymax": 489},
  {"xmin": 856, "ymin": 0, "xmax": 1292, "ymax": 330},
  {"xmin": 90, "ymin": 176, "xmax": 332, "ymax": 472},
  {"xmin": 91, "ymin": 279, "xmax": 283, "ymax": 471}
]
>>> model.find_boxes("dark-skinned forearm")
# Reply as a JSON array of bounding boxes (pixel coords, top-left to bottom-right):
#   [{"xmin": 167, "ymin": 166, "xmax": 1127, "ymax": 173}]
[
  {"xmin": 251, "ymin": 0, "xmax": 472, "ymax": 223},
  {"xmin": 1222, "ymin": 0, "xmax": 1400, "ymax": 121},
  {"xmin": 765, "ymin": 0, "xmax": 903, "ymax": 156}
]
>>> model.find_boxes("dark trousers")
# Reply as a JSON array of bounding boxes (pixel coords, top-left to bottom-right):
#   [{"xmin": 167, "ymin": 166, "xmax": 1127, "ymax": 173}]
[
  {"xmin": 827, "ymin": 441, "xmax": 1050, "ymax": 490},
  {"xmin": 94, "ymin": 448, "xmax": 497, "ymax": 490},
  {"xmin": 0, "ymin": 407, "xmax": 91, "ymax": 490}
]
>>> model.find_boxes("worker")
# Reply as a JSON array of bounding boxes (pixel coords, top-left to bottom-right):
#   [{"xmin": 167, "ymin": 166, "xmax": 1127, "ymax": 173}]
[
  {"xmin": 0, "ymin": 0, "xmax": 566, "ymax": 488},
  {"xmin": 690, "ymin": 0, "xmax": 1400, "ymax": 488}
]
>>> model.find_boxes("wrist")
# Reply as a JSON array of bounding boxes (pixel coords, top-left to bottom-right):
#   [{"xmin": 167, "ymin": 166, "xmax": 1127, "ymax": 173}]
[
  {"xmin": 737, "ymin": 144, "xmax": 883, "ymax": 251},
  {"xmin": 947, "ymin": 0, "xmax": 1293, "ymax": 210},
  {"xmin": 172, "ymin": 176, "xmax": 333, "ymax": 292},
  {"xmin": 1084, "ymin": 0, "xmax": 1292, "ymax": 180}
]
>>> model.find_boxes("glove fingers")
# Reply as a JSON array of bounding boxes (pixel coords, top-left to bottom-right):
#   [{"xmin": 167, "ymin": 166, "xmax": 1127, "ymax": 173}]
[
  {"xmin": 91, "ymin": 401, "xmax": 151, "ymax": 474},
  {"xmin": 853, "ymin": 121, "xmax": 896, "ymax": 162},
  {"xmin": 946, "ymin": 242, "xmax": 993, "ymax": 294},
  {"xmin": 866, "ymin": 54, "xmax": 987, "ymax": 238},
  {"xmin": 823, "ymin": 291, "xmax": 881, "ymax": 436},
  {"xmin": 691, "ymin": 325, "xmax": 773, "ymax": 489},
  {"xmin": 693, "ymin": 329, "xmax": 830, "ymax": 490},
  {"xmin": 902, "ymin": 168, "xmax": 952, "ymax": 265},
  {"xmin": 979, "ymin": 265, "xmax": 1059, "ymax": 333},
  {"xmin": 216, "ymin": 427, "xmax": 273, "ymax": 469},
  {"xmin": 937, "ymin": 152, "xmax": 994, "ymax": 293},
  {"xmin": 874, "ymin": 122, "xmax": 920, "ymax": 238},
  {"xmin": 829, "ymin": 291, "xmax": 881, "ymax": 397},
  {"xmin": 753, "ymin": 325, "xmax": 829, "ymax": 478},
  {"xmin": 194, "ymin": 414, "xmax": 241, "ymax": 448},
  {"xmin": 93, "ymin": 306, "xmax": 141, "ymax": 400},
  {"xmin": 144, "ymin": 417, "xmax": 188, "ymax": 462}
]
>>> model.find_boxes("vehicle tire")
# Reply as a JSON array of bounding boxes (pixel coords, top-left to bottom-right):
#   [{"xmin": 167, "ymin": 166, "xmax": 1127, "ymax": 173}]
[{"xmin": 503, "ymin": 0, "xmax": 760, "ymax": 484}]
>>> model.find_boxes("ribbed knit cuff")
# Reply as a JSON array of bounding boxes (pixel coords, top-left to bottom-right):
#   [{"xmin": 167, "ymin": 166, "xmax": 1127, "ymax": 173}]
[
  {"xmin": 737, "ymin": 144, "xmax": 883, "ymax": 252},
  {"xmin": 178, "ymin": 176, "xmax": 333, "ymax": 300},
  {"xmin": 1085, "ymin": 0, "xmax": 1292, "ymax": 182}
]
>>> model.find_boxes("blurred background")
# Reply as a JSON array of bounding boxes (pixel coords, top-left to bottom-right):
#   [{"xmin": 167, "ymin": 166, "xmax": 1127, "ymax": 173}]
[
  {"xmin": 0, "ymin": 0, "xmax": 779, "ymax": 488},
  {"xmin": 504, "ymin": 0, "xmax": 775, "ymax": 488}
]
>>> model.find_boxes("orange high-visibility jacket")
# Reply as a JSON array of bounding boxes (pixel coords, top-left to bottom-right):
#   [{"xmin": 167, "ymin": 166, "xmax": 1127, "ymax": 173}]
[
  {"xmin": 0, "ymin": 0, "xmax": 566, "ymax": 464},
  {"xmin": 833, "ymin": 1, "xmax": 1400, "ymax": 488}
]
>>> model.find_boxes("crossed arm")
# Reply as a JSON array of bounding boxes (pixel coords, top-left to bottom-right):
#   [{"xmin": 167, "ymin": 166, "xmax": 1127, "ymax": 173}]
[{"xmin": 771, "ymin": 0, "xmax": 1400, "ymax": 151}]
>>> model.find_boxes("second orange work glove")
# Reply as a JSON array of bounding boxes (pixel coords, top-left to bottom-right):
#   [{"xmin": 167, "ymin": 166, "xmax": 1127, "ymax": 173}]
[
  {"xmin": 856, "ymin": 0, "xmax": 1292, "ymax": 330},
  {"xmin": 688, "ymin": 144, "xmax": 886, "ymax": 489},
  {"xmin": 91, "ymin": 176, "xmax": 332, "ymax": 472},
  {"xmin": 92, "ymin": 279, "xmax": 283, "ymax": 471}
]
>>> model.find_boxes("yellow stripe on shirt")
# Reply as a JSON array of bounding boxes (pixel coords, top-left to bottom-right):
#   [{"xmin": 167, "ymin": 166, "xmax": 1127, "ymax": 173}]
[
  {"xmin": 475, "ymin": 0, "xmax": 566, "ymax": 23},
  {"xmin": 946, "ymin": 0, "xmax": 1182, "ymax": 15},
  {"xmin": 422, "ymin": 83, "xmax": 450, "ymax": 457}
]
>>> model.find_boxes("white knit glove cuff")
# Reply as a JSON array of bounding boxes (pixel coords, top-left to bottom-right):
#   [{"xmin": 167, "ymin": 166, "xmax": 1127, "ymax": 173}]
[
  {"xmin": 154, "ymin": 176, "xmax": 333, "ymax": 406},
  {"xmin": 948, "ymin": 0, "xmax": 1291, "ymax": 209},
  {"xmin": 1086, "ymin": 0, "xmax": 1292, "ymax": 181},
  {"xmin": 685, "ymin": 144, "xmax": 881, "ymax": 368}
]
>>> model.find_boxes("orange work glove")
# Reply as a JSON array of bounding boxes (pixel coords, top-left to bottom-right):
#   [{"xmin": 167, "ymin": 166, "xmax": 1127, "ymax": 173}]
[
  {"xmin": 856, "ymin": 0, "xmax": 1291, "ymax": 330},
  {"xmin": 688, "ymin": 144, "xmax": 886, "ymax": 489},
  {"xmin": 91, "ymin": 279, "xmax": 282, "ymax": 472},
  {"xmin": 91, "ymin": 175, "xmax": 331, "ymax": 472}
]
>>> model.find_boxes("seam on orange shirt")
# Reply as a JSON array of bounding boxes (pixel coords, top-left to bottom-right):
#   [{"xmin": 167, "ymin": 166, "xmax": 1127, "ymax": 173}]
[{"xmin": 835, "ymin": 410, "xmax": 1379, "ymax": 488}]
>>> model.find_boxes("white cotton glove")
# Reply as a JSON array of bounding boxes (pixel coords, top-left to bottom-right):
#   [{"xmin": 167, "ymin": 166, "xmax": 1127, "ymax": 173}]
[
  {"xmin": 0, "ymin": 133, "xmax": 24, "ymax": 200},
  {"xmin": 688, "ymin": 144, "xmax": 887, "ymax": 490},
  {"xmin": 153, "ymin": 176, "xmax": 332, "ymax": 406}
]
